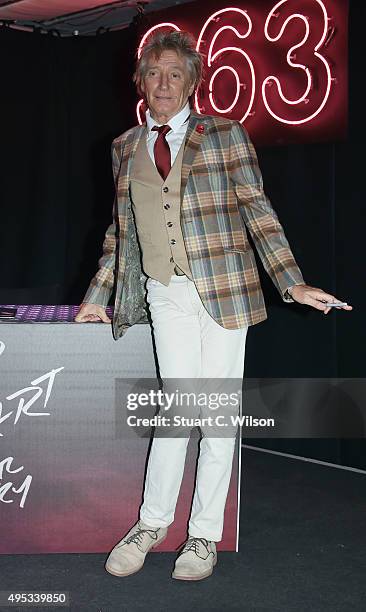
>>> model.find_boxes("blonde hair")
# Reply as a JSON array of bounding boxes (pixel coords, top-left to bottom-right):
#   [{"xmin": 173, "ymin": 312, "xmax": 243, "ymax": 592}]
[{"xmin": 133, "ymin": 30, "xmax": 203, "ymax": 97}]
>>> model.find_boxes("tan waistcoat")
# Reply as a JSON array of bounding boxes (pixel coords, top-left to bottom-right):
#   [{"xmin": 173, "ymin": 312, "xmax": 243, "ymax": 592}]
[{"xmin": 129, "ymin": 132, "xmax": 193, "ymax": 285}]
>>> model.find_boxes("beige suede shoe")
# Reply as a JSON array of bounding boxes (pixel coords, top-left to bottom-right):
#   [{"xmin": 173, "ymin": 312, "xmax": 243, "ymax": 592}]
[
  {"xmin": 105, "ymin": 519, "xmax": 168, "ymax": 577},
  {"xmin": 172, "ymin": 537, "xmax": 217, "ymax": 581}
]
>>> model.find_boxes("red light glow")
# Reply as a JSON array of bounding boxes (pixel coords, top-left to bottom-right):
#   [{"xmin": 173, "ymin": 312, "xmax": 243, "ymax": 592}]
[{"xmin": 134, "ymin": 0, "xmax": 347, "ymax": 144}]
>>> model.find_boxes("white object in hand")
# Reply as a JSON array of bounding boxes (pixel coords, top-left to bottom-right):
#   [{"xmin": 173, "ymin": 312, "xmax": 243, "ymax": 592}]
[{"xmin": 324, "ymin": 302, "xmax": 348, "ymax": 307}]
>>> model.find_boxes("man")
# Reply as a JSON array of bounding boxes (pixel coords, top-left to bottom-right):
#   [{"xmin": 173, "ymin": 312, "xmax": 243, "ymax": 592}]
[{"xmin": 75, "ymin": 30, "xmax": 352, "ymax": 581}]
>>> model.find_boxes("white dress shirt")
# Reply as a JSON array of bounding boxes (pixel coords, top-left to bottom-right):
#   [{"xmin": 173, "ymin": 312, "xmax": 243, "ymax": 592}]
[{"xmin": 145, "ymin": 102, "xmax": 190, "ymax": 167}]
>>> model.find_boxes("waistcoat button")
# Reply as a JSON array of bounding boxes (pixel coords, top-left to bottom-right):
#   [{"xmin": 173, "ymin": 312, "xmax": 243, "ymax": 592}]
[
  {"xmin": 167, "ymin": 222, "xmax": 173, "ymax": 227},
  {"xmin": 163, "ymin": 187, "xmax": 169, "ymax": 193},
  {"xmin": 170, "ymin": 239, "xmax": 176, "ymax": 245},
  {"xmin": 164, "ymin": 204, "xmax": 170, "ymax": 209}
]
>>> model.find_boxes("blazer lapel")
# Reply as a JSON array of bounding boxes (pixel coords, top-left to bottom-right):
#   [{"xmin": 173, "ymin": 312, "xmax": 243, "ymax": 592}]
[
  {"xmin": 118, "ymin": 123, "xmax": 146, "ymax": 199},
  {"xmin": 180, "ymin": 111, "xmax": 207, "ymax": 201},
  {"xmin": 114, "ymin": 123, "xmax": 146, "ymax": 247}
]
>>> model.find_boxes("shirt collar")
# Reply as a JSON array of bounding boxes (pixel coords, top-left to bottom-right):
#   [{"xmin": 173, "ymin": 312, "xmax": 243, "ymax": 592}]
[{"xmin": 146, "ymin": 102, "xmax": 191, "ymax": 133}]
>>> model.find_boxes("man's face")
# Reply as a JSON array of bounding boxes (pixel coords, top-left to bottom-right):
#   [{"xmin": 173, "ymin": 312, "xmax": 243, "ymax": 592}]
[{"xmin": 140, "ymin": 49, "xmax": 194, "ymax": 123}]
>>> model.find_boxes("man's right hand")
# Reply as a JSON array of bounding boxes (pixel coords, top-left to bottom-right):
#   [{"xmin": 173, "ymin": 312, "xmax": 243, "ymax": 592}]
[{"xmin": 74, "ymin": 303, "xmax": 111, "ymax": 323}]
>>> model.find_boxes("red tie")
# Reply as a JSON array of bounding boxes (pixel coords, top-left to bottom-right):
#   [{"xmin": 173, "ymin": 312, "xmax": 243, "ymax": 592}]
[{"xmin": 152, "ymin": 125, "xmax": 172, "ymax": 181}]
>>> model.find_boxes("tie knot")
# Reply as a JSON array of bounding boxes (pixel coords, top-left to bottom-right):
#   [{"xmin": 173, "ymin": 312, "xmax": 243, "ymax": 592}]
[{"xmin": 152, "ymin": 124, "xmax": 171, "ymax": 137}]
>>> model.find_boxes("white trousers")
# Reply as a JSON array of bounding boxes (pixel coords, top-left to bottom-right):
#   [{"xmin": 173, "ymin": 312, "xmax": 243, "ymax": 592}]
[{"xmin": 139, "ymin": 274, "xmax": 247, "ymax": 541}]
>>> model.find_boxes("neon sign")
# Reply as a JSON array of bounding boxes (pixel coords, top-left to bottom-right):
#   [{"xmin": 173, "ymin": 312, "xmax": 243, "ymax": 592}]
[
  {"xmin": 262, "ymin": 0, "xmax": 332, "ymax": 124},
  {"xmin": 135, "ymin": 0, "xmax": 348, "ymax": 145},
  {"xmin": 195, "ymin": 7, "xmax": 255, "ymax": 123}
]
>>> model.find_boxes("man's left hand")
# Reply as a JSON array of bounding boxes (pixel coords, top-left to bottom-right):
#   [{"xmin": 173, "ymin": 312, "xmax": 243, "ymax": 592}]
[{"xmin": 289, "ymin": 284, "xmax": 353, "ymax": 315}]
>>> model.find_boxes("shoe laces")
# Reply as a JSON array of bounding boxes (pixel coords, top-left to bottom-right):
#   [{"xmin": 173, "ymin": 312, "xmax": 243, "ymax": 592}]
[
  {"xmin": 179, "ymin": 536, "xmax": 211, "ymax": 559},
  {"xmin": 119, "ymin": 522, "xmax": 160, "ymax": 553}
]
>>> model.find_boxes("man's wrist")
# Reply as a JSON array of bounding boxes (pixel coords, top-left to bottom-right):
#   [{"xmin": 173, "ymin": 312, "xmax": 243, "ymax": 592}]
[{"xmin": 284, "ymin": 283, "xmax": 306, "ymax": 301}]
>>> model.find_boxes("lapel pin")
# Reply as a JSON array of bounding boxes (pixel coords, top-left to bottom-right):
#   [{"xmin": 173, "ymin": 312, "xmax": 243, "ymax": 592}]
[{"xmin": 196, "ymin": 124, "xmax": 205, "ymax": 134}]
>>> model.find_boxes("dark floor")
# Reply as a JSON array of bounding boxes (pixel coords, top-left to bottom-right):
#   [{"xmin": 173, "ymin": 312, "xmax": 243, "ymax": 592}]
[{"xmin": 1, "ymin": 447, "xmax": 365, "ymax": 612}]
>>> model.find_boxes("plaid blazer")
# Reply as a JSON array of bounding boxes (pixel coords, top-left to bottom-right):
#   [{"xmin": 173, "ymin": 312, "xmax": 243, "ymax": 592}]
[{"xmin": 83, "ymin": 111, "xmax": 305, "ymax": 340}]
